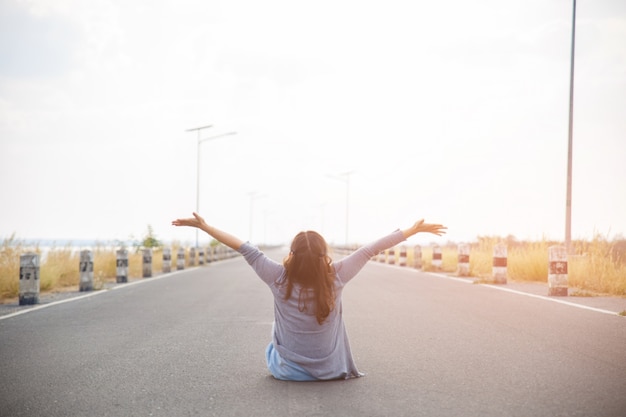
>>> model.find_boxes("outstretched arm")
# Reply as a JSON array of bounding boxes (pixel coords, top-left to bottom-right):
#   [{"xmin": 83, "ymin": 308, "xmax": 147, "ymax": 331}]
[
  {"xmin": 171, "ymin": 212, "xmax": 244, "ymax": 250},
  {"xmin": 401, "ymin": 220, "xmax": 447, "ymax": 239},
  {"xmin": 335, "ymin": 219, "xmax": 446, "ymax": 283}
]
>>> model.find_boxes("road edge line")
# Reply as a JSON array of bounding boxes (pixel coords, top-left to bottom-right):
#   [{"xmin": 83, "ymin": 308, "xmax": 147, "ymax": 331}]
[
  {"xmin": 369, "ymin": 261, "xmax": 621, "ymax": 316},
  {"xmin": 0, "ymin": 268, "xmax": 196, "ymax": 321},
  {"xmin": 481, "ymin": 284, "xmax": 620, "ymax": 316}
]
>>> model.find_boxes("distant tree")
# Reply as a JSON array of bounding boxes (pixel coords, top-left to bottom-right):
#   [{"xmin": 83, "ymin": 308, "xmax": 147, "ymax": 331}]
[{"xmin": 134, "ymin": 225, "xmax": 162, "ymax": 252}]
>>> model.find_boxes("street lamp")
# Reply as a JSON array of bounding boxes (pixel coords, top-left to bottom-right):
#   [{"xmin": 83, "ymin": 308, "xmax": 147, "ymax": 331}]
[
  {"xmin": 565, "ymin": 0, "xmax": 576, "ymax": 253},
  {"xmin": 186, "ymin": 125, "xmax": 236, "ymax": 248},
  {"xmin": 327, "ymin": 171, "xmax": 354, "ymax": 246}
]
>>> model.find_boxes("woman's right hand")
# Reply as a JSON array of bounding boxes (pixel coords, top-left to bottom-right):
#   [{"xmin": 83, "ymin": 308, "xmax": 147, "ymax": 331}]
[
  {"xmin": 171, "ymin": 212, "xmax": 244, "ymax": 250},
  {"xmin": 171, "ymin": 212, "xmax": 208, "ymax": 230}
]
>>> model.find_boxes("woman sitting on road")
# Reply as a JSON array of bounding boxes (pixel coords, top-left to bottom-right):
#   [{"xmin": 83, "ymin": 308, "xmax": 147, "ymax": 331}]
[{"xmin": 172, "ymin": 212, "xmax": 446, "ymax": 381}]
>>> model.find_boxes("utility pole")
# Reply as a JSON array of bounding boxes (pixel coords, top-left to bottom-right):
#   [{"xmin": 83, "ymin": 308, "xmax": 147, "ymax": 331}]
[{"xmin": 565, "ymin": 0, "xmax": 576, "ymax": 253}]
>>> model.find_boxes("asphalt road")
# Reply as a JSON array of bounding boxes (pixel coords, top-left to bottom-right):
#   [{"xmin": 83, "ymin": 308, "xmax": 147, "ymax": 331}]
[{"xmin": 1, "ymin": 249, "xmax": 625, "ymax": 417}]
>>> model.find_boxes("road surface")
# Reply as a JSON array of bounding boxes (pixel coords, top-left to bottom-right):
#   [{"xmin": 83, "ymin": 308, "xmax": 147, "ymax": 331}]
[{"xmin": 1, "ymin": 248, "xmax": 625, "ymax": 416}]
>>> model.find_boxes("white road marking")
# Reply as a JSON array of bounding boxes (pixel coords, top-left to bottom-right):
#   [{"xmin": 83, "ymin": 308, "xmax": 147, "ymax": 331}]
[{"xmin": 371, "ymin": 261, "xmax": 622, "ymax": 317}]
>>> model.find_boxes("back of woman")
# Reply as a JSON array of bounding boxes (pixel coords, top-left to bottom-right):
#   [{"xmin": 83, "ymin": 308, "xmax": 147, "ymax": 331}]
[
  {"xmin": 172, "ymin": 212, "xmax": 446, "ymax": 380},
  {"xmin": 240, "ymin": 229, "xmax": 408, "ymax": 379}
]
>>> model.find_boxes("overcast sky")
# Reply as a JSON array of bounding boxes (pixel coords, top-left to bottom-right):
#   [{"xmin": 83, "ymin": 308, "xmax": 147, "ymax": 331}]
[{"xmin": 1, "ymin": 0, "xmax": 625, "ymax": 247}]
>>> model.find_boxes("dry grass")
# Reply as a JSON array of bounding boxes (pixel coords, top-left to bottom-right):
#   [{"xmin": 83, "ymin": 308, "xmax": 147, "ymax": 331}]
[
  {"xmin": 467, "ymin": 237, "xmax": 550, "ymax": 282},
  {"xmin": 446, "ymin": 236, "xmax": 626, "ymax": 296},
  {"xmin": 0, "ymin": 235, "xmax": 25, "ymax": 299},
  {"xmin": 0, "ymin": 237, "xmax": 189, "ymax": 303},
  {"xmin": 390, "ymin": 236, "xmax": 626, "ymax": 297},
  {"xmin": 406, "ymin": 245, "xmax": 456, "ymax": 273},
  {"xmin": 2, "ymin": 234, "xmax": 625, "ymax": 303},
  {"xmin": 40, "ymin": 244, "xmax": 80, "ymax": 290},
  {"xmin": 568, "ymin": 237, "xmax": 626, "ymax": 295}
]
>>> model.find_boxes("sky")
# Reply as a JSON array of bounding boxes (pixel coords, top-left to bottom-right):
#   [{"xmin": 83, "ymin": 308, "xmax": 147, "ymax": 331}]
[{"xmin": 1, "ymin": 0, "xmax": 625, "ymax": 247}]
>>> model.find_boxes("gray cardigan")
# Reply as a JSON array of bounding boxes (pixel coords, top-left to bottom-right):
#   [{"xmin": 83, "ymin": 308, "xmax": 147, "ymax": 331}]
[{"xmin": 238, "ymin": 229, "xmax": 405, "ymax": 380}]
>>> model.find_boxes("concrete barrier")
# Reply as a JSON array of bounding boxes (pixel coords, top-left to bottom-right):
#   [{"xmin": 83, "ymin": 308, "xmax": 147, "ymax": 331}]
[
  {"xmin": 79, "ymin": 250, "xmax": 94, "ymax": 291},
  {"xmin": 198, "ymin": 248, "xmax": 205, "ymax": 266},
  {"xmin": 548, "ymin": 246, "xmax": 568, "ymax": 296},
  {"xmin": 177, "ymin": 248, "xmax": 185, "ymax": 270},
  {"xmin": 432, "ymin": 245, "xmax": 442, "ymax": 270},
  {"xmin": 413, "ymin": 245, "xmax": 422, "ymax": 270},
  {"xmin": 388, "ymin": 248, "xmax": 395, "ymax": 265},
  {"xmin": 116, "ymin": 249, "xmax": 129, "ymax": 283},
  {"xmin": 142, "ymin": 248, "xmax": 152, "ymax": 278},
  {"xmin": 398, "ymin": 246, "xmax": 407, "ymax": 267},
  {"xmin": 457, "ymin": 244, "xmax": 470, "ymax": 277},
  {"xmin": 492, "ymin": 244, "xmax": 507, "ymax": 284},
  {"xmin": 189, "ymin": 247, "xmax": 196, "ymax": 267},
  {"xmin": 19, "ymin": 253, "xmax": 40, "ymax": 305},
  {"xmin": 162, "ymin": 248, "xmax": 171, "ymax": 273}
]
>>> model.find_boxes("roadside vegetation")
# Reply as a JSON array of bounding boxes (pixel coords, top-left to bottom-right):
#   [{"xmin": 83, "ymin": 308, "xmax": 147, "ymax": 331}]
[
  {"xmin": 417, "ymin": 235, "xmax": 626, "ymax": 296},
  {"xmin": 2, "ymin": 231, "xmax": 625, "ymax": 303},
  {"xmin": 0, "ymin": 226, "xmax": 185, "ymax": 303}
]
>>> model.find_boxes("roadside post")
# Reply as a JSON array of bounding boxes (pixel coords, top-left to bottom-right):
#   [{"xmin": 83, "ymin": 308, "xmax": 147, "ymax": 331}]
[
  {"xmin": 177, "ymin": 248, "xmax": 185, "ymax": 270},
  {"xmin": 162, "ymin": 248, "xmax": 171, "ymax": 273},
  {"xmin": 116, "ymin": 249, "xmax": 129, "ymax": 283},
  {"xmin": 413, "ymin": 245, "xmax": 422, "ymax": 270},
  {"xmin": 142, "ymin": 248, "xmax": 152, "ymax": 278},
  {"xmin": 79, "ymin": 250, "xmax": 94, "ymax": 291},
  {"xmin": 398, "ymin": 246, "xmax": 407, "ymax": 267},
  {"xmin": 387, "ymin": 248, "xmax": 395, "ymax": 265},
  {"xmin": 457, "ymin": 244, "xmax": 470, "ymax": 277},
  {"xmin": 432, "ymin": 245, "xmax": 442, "ymax": 270},
  {"xmin": 492, "ymin": 244, "xmax": 507, "ymax": 284},
  {"xmin": 19, "ymin": 253, "xmax": 40, "ymax": 305},
  {"xmin": 548, "ymin": 246, "xmax": 568, "ymax": 296},
  {"xmin": 189, "ymin": 247, "xmax": 196, "ymax": 267}
]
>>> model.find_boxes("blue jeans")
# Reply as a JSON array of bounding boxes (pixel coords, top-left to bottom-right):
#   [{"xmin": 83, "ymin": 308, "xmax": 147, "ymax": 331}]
[{"xmin": 265, "ymin": 342, "xmax": 317, "ymax": 381}]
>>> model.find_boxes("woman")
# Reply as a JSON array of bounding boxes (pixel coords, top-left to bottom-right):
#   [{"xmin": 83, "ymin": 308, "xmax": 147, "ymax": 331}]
[{"xmin": 172, "ymin": 212, "xmax": 446, "ymax": 381}]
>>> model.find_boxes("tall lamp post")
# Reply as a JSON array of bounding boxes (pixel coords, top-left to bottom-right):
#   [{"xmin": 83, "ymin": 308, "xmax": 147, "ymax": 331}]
[
  {"xmin": 565, "ymin": 0, "xmax": 576, "ymax": 253},
  {"xmin": 186, "ymin": 125, "xmax": 236, "ymax": 248}
]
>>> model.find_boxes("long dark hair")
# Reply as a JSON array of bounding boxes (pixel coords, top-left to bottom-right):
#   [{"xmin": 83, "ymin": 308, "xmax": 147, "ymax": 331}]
[{"xmin": 283, "ymin": 231, "xmax": 335, "ymax": 324}]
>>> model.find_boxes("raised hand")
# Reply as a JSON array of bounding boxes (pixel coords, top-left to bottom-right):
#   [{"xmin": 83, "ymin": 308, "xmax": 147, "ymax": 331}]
[
  {"xmin": 415, "ymin": 219, "xmax": 447, "ymax": 235},
  {"xmin": 171, "ymin": 212, "xmax": 244, "ymax": 250},
  {"xmin": 171, "ymin": 212, "xmax": 207, "ymax": 229},
  {"xmin": 402, "ymin": 219, "xmax": 447, "ymax": 239}
]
